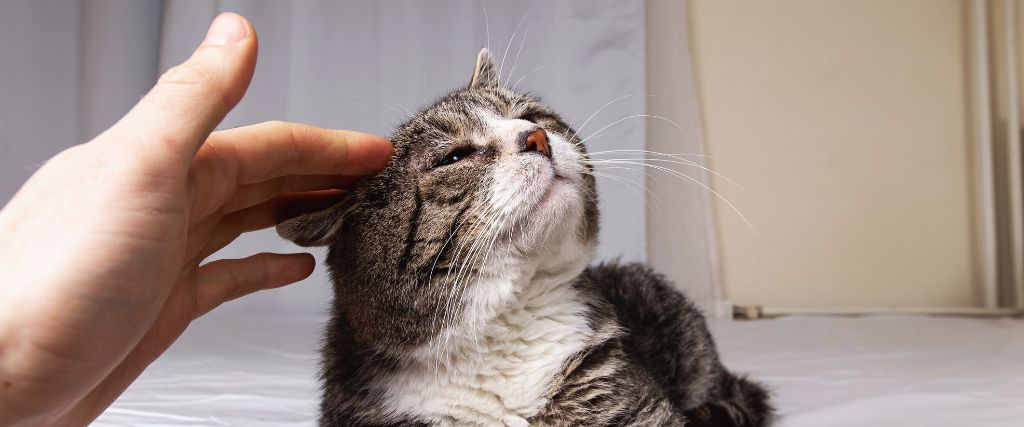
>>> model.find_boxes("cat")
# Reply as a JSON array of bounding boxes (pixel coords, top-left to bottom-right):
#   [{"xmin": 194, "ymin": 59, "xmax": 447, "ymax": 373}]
[{"xmin": 277, "ymin": 48, "xmax": 772, "ymax": 427}]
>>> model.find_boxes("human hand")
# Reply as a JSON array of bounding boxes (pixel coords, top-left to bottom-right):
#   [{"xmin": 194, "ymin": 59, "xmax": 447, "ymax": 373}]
[{"xmin": 0, "ymin": 13, "xmax": 392, "ymax": 426}]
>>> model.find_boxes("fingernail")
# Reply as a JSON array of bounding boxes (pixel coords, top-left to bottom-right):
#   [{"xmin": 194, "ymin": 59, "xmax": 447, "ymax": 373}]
[{"xmin": 202, "ymin": 13, "xmax": 249, "ymax": 46}]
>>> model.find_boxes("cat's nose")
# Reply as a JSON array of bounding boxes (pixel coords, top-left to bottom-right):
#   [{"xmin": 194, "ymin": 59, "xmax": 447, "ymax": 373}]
[{"xmin": 520, "ymin": 128, "xmax": 551, "ymax": 159}]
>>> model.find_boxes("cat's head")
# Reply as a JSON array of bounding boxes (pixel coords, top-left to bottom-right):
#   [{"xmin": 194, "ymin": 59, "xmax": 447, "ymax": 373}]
[{"xmin": 278, "ymin": 48, "xmax": 598, "ymax": 355}]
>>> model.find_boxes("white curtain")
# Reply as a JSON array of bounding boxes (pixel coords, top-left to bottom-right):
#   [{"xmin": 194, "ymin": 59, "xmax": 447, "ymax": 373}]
[{"xmin": 0, "ymin": 0, "xmax": 661, "ymax": 314}]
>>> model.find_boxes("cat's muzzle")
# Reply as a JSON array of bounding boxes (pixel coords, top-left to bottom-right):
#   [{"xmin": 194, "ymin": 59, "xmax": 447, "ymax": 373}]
[{"xmin": 519, "ymin": 128, "xmax": 551, "ymax": 159}]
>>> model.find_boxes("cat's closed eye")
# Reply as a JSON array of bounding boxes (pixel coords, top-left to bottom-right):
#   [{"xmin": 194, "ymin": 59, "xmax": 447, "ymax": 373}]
[
  {"xmin": 519, "ymin": 112, "xmax": 541, "ymax": 124},
  {"xmin": 434, "ymin": 145, "xmax": 478, "ymax": 168}
]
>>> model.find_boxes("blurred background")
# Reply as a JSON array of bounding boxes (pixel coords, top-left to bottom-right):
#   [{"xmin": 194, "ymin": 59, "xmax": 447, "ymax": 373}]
[
  {"xmin": 685, "ymin": 0, "xmax": 1024, "ymax": 317},
  {"xmin": 4, "ymin": 0, "xmax": 1023, "ymax": 318}
]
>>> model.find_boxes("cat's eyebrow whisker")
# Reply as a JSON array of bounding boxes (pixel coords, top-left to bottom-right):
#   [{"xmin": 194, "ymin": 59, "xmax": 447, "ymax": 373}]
[
  {"xmin": 587, "ymin": 157, "xmax": 743, "ymax": 190},
  {"xmin": 498, "ymin": 0, "xmax": 539, "ymax": 84},
  {"xmin": 585, "ymin": 160, "xmax": 756, "ymax": 232},
  {"xmin": 511, "ymin": 64, "xmax": 564, "ymax": 89},
  {"xmin": 505, "ymin": 19, "xmax": 533, "ymax": 88},
  {"xmin": 341, "ymin": 56, "xmax": 415, "ymax": 118},
  {"xmin": 480, "ymin": 0, "xmax": 491, "ymax": 52},
  {"xmin": 570, "ymin": 94, "xmax": 653, "ymax": 142},
  {"xmin": 343, "ymin": 95, "xmax": 412, "ymax": 119}
]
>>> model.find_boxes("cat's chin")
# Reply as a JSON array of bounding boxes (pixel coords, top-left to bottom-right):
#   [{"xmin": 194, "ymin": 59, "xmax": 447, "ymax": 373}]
[
  {"xmin": 498, "ymin": 171, "xmax": 581, "ymax": 238},
  {"xmin": 531, "ymin": 176, "xmax": 580, "ymax": 225}
]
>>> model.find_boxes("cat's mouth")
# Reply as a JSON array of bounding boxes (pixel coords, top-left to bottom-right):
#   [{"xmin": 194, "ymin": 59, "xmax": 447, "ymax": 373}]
[
  {"xmin": 535, "ymin": 174, "xmax": 562, "ymax": 204},
  {"xmin": 486, "ymin": 127, "xmax": 586, "ymax": 244}
]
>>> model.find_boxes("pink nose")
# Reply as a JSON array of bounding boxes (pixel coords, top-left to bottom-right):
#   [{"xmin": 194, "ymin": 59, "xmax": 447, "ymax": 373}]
[{"xmin": 523, "ymin": 128, "xmax": 551, "ymax": 158}]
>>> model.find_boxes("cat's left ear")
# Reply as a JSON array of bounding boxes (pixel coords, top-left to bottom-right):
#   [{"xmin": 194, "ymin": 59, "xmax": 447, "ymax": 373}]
[
  {"xmin": 469, "ymin": 48, "xmax": 498, "ymax": 89},
  {"xmin": 276, "ymin": 195, "xmax": 356, "ymax": 247}
]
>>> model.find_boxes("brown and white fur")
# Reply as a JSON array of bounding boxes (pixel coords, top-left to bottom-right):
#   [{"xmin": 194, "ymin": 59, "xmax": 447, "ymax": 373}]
[{"xmin": 278, "ymin": 48, "xmax": 772, "ymax": 427}]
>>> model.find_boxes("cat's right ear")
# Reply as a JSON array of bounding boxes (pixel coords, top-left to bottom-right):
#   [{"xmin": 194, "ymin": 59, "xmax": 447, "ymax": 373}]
[
  {"xmin": 469, "ymin": 48, "xmax": 498, "ymax": 89},
  {"xmin": 276, "ymin": 195, "xmax": 355, "ymax": 247}
]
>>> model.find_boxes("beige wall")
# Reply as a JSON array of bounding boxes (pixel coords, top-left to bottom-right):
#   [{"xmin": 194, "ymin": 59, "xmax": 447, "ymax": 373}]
[
  {"xmin": 645, "ymin": 0, "xmax": 721, "ymax": 312},
  {"xmin": 688, "ymin": 0, "xmax": 980, "ymax": 308}
]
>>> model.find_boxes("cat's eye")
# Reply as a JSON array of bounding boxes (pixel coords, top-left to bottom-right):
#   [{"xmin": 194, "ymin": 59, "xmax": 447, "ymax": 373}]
[
  {"xmin": 434, "ymin": 146, "xmax": 477, "ymax": 168},
  {"xmin": 520, "ymin": 112, "xmax": 541, "ymax": 123}
]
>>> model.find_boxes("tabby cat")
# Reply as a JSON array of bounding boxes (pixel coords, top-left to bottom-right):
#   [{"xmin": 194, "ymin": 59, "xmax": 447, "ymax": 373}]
[{"xmin": 278, "ymin": 48, "xmax": 772, "ymax": 427}]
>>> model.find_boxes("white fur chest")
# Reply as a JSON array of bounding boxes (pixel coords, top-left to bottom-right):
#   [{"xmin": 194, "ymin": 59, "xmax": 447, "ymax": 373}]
[{"xmin": 377, "ymin": 276, "xmax": 593, "ymax": 427}]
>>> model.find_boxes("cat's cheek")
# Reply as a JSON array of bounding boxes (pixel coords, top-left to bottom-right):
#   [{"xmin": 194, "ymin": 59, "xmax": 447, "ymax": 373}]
[{"xmin": 547, "ymin": 133, "xmax": 587, "ymax": 184}]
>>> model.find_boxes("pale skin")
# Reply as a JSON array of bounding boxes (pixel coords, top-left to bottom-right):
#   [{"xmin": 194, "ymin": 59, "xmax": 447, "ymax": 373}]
[{"xmin": 0, "ymin": 13, "xmax": 393, "ymax": 426}]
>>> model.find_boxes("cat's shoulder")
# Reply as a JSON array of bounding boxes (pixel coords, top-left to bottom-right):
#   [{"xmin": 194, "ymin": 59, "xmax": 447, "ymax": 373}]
[
  {"xmin": 582, "ymin": 261, "xmax": 670, "ymax": 286},
  {"xmin": 580, "ymin": 262, "xmax": 686, "ymax": 303},
  {"xmin": 576, "ymin": 261, "xmax": 708, "ymax": 335}
]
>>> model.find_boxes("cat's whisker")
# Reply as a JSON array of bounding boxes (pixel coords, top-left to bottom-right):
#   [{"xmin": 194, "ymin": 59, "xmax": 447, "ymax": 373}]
[
  {"xmin": 587, "ymin": 157, "xmax": 743, "ymax": 189},
  {"xmin": 588, "ymin": 168, "xmax": 673, "ymax": 230},
  {"xmin": 441, "ymin": 205, "xmax": 502, "ymax": 335},
  {"xmin": 463, "ymin": 208, "xmax": 516, "ymax": 352},
  {"xmin": 428, "ymin": 202, "xmax": 486, "ymax": 324},
  {"xmin": 592, "ymin": 171, "xmax": 667, "ymax": 228},
  {"xmin": 440, "ymin": 220, "xmax": 491, "ymax": 354},
  {"xmin": 586, "ymin": 167, "xmax": 704, "ymax": 250},
  {"xmin": 444, "ymin": 206, "xmax": 510, "ymax": 358},
  {"xmin": 576, "ymin": 114, "xmax": 686, "ymax": 147},
  {"xmin": 569, "ymin": 94, "xmax": 652, "ymax": 142},
  {"xmin": 429, "ymin": 202, "xmax": 491, "ymax": 370},
  {"xmin": 589, "ymin": 169, "xmax": 666, "ymax": 209},
  {"xmin": 584, "ymin": 159, "xmax": 755, "ymax": 232},
  {"xmin": 451, "ymin": 216, "xmax": 498, "ymax": 350},
  {"xmin": 587, "ymin": 149, "xmax": 712, "ymax": 160}
]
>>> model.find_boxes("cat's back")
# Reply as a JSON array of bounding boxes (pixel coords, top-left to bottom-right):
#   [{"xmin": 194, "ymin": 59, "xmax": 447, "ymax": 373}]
[
  {"xmin": 580, "ymin": 262, "xmax": 772, "ymax": 426},
  {"xmin": 580, "ymin": 262, "xmax": 722, "ymax": 409}
]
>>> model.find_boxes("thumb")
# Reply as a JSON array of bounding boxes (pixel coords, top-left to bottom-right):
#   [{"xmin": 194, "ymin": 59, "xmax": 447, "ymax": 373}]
[{"xmin": 102, "ymin": 12, "xmax": 258, "ymax": 162}]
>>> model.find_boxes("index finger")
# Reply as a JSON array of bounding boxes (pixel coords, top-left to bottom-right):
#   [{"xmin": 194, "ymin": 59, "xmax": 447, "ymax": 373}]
[
  {"xmin": 188, "ymin": 121, "xmax": 392, "ymax": 215},
  {"xmin": 197, "ymin": 120, "xmax": 392, "ymax": 181}
]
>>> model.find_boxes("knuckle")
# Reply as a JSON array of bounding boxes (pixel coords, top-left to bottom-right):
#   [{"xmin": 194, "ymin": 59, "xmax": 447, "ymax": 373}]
[
  {"xmin": 152, "ymin": 131, "xmax": 187, "ymax": 153},
  {"xmin": 158, "ymin": 61, "xmax": 217, "ymax": 89},
  {"xmin": 262, "ymin": 120, "xmax": 290, "ymax": 130}
]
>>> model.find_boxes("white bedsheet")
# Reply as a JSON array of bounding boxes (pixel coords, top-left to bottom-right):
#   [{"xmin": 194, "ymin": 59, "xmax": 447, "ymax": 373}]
[{"xmin": 96, "ymin": 314, "xmax": 1024, "ymax": 426}]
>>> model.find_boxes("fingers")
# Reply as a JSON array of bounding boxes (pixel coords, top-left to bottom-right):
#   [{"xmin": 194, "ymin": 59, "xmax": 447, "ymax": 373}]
[
  {"xmin": 102, "ymin": 13, "xmax": 258, "ymax": 162},
  {"xmin": 222, "ymin": 174, "xmax": 358, "ymax": 214},
  {"xmin": 188, "ymin": 121, "xmax": 391, "ymax": 218},
  {"xmin": 203, "ymin": 121, "xmax": 393, "ymax": 183},
  {"xmin": 192, "ymin": 190, "xmax": 346, "ymax": 262},
  {"xmin": 194, "ymin": 253, "xmax": 315, "ymax": 318}
]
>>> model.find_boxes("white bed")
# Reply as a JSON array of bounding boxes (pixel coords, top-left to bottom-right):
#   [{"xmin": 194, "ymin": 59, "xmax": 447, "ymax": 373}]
[{"xmin": 96, "ymin": 313, "xmax": 1024, "ymax": 426}]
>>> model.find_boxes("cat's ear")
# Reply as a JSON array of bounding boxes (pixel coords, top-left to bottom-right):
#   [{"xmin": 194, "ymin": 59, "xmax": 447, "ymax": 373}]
[
  {"xmin": 276, "ymin": 195, "xmax": 355, "ymax": 247},
  {"xmin": 469, "ymin": 47, "xmax": 498, "ymax": 89}
]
